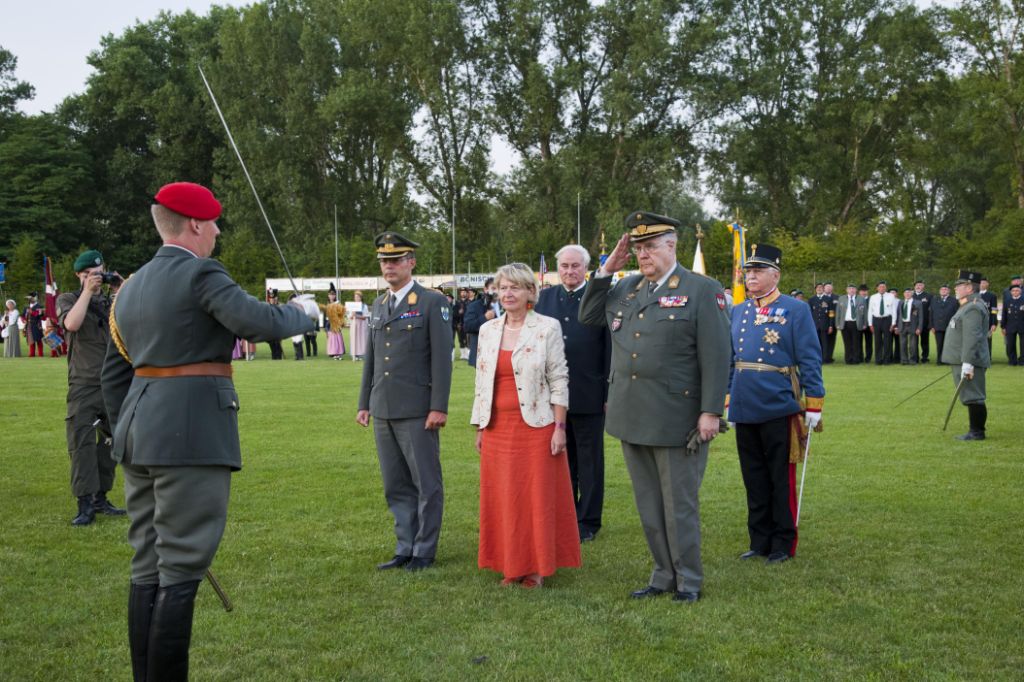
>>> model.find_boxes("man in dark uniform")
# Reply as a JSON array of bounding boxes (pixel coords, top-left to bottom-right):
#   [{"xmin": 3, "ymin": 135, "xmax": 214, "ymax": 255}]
[
  {"xmin": 978, "ymin": 277, "xmax": 998, "ymax": 356},
  {"xmin": 727, "ymin": 244, "xmax": 824, "ymax": 564},
  {"xmin": 931, "ymin": 284, "xmax": 958, "ymax": 365},
  {"xmin": 858, "ymin": 285, "xmax": 873, "ymax": 363},
  {"xmin": 912, "ymin": 281, "xmax": 933, "ymax": 362},
  {"xmin": 580, "ymin": 211, "xmax": 730, "ymax": 603},
  {"xmin": 941, "ymin": 270, "xmax": 991, "ymax": 440},
  {"xmin": 356, "ymin": 232, "xmax": 453, "ymax": 571},
  {"xmin": 836, "ymin": 283, "xmax": 866, "ymax": 364},
  {"xmin": 57, "ymin": 250, "xmax": 127, "ymax": 526},
  {"xmin": 822, "ymin": 282, "xmax": 838, "ymax": 362},
  {"xmin": 1001, "ymin": 283, "xmax": 1024, "ymax": 365},
  {"xmin": 535, "ymin": 244, "xmax": 611, "ymax": 542},
  {"xmin": 102, "ymin": 182, "xmax": 312, "ymax": 681},
  {"xmin": 266, "ymin": 289, "xmax": 285, "ymax": 360},
  {"xmin": 808, "ymin": 284, "xmax": 833, "ymax": 363},
  {"xmin": 896, "ymin": 287, "xmax": 924, "ymax": 364}
]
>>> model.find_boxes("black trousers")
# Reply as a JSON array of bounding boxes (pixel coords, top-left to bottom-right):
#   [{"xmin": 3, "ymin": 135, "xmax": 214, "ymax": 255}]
[
  {"xmin": 566, "ymin": 412, "xmax": 605, "ymax": 534},
  {"xmin": 919, "ymin": 325, "xmax": 930, "ymax": 361},
  {"xmin": 841, "ymin": 321, "xmax": 862, "ymax": 364},
  {"xmin": 268, "ymin": 340, "xmax": 283, "ymax": 360},
  {"xmin": 1006, "ymin": 330, "xmax": 1023, "ymax": 365},
  {"xmin": 863, "ymin": 326, "xmax": 873, "ymax": 363},
  {"xmin": 934, "ymin": 330, "xmax": 946, "ymax": 364},
  {"xmin": 735, "ymin": 416, "xmax": 798, "ymax": 557},
  {"xmin": 873, "ymin": 317, "xmax": 893, "ymax": 364},
  {"xmin": 825, "ymin": 327, "xmax": 837, "ymax": 363},
  {"xmin": 304, "ymin": 333, "xmax": 317, "ymax": 357},
  {"xmin": 816, "ymin": 328, "xmax": 829, "ymax": 359}
]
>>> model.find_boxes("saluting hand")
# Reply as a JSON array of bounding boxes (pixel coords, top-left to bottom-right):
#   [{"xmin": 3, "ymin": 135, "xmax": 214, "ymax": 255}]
[{"xmin": 601, "ymin": 233, "xmax": 632, "ymax": 275}]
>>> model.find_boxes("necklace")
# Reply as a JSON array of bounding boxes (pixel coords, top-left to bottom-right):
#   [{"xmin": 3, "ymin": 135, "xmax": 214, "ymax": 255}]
[{"xmin": 505, "ymin": 320, "xmax": 525, "ymax": 331}]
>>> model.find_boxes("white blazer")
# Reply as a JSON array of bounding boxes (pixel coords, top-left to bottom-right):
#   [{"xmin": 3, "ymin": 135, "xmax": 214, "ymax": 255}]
[{"xmin": 470, "ymin": 310, "xmax": 569, "ymax": 429}]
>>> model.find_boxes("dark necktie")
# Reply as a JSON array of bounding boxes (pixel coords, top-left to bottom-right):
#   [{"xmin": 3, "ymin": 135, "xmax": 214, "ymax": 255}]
[
  {"xmin": 388, "ymin": 294, "xmax": 395, "ymax": 316},
  {"xmin": 878, "ymin": 296, "xmax": 883, "ymax": 317},
  {"xmin": 648, "ymin": 281, "xmax": 657, "ymax": 295}
]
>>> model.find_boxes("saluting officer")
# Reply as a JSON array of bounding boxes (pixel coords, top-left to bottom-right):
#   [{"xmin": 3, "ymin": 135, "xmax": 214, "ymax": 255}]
[
  {"xmin": 102, "ymin": 182, "xmax": 313, "ymax": 681},
  {"xmin": 728, "ymin": 244, "xmax": 823, "ymax": 563},
  {"xmin": 940, "ymin": 270, "xmax": 991, "ymax": 441},
  {"xmin": 356, "ymin": 232, "xmax": 453, "ymax": 571},
  {"xmin": 579, "ymin": 211, "xmax": 731, "ymax": 603},
  {"xmin": 1001, "ymin": 283, "xmax": 1024, "ymax": 366}
]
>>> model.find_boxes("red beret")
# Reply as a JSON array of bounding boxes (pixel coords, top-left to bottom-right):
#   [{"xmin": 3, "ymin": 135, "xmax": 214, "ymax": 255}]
[{"xmin": 154, "ymin": 182, "xmax": 222, "ymax": 220}]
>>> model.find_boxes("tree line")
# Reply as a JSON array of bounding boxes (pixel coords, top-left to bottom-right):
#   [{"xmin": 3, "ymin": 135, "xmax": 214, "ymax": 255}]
[{"xmin": 1, "ymin": 0, "xmax": 1021, "ymax": 300}]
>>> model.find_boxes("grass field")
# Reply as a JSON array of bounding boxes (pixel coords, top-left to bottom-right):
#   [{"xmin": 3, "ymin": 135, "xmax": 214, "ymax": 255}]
[{"xmin": 1, "ymin": 333, "xmax": 1021, "ymax": 680}]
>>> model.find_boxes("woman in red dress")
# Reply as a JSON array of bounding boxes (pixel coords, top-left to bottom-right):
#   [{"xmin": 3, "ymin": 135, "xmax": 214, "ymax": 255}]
[{"xmin": 471, "ymin": 263, "xmax": 580, "ymax": 588}]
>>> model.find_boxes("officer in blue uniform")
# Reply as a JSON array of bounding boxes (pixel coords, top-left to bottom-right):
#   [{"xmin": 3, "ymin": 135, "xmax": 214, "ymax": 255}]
[{"xmin": 727, "ymin": 244, "xmax": 824, "ymax": 564}]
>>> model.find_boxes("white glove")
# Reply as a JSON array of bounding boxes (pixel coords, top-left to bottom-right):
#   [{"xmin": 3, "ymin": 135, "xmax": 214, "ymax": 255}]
[
  {"xmin": 961, "ymin": 362, "xmax": 974, "ymax": 378},
  {"xmin": 805, "ymin": 411, "xmax": 822, "ymax": 429}
]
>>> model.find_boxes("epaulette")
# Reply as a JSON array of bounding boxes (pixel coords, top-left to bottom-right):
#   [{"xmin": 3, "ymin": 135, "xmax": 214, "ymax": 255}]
[{"xmin": 108, "ymin": 274, "xmax": 134, "ymax": 365}]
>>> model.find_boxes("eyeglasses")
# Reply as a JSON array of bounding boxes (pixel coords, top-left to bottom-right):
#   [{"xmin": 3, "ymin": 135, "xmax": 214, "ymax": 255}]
[{"xmin": 631, "ymin": 242, "xmax": 665, "ymax": 255}]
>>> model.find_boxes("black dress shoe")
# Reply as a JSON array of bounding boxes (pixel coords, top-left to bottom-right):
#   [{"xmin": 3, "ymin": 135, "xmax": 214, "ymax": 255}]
[
  {"xmin": 739, "ymin": 550, "xmax": 767, "ymax": 560},
  {"xmin": 672, "ymin": 591, "xmax": 701, "ymax": 603},
  {"xmin": 376, "ymin": 555, "xmax": 412, "ymax": 570},
  {"xmin": 404, "ymin": 557, "xmax": 435, "ymax": 571},
  {"xmin": 630, "ymin": 586, "xmax": 668, "ymax": 599},
  {"xmin": 956, "ymin": 431, "xmax": 986, "ymax": 441},
  {"xmin": 766, "ymin": 551, "xmax": 791, "ymax": 565},
  {"xmin": 579, "ymin": 529, "xmax": 597, "ymax": 543},
  {"xmin": 71, "ymin": 495, "xmax": 95, "ymax": 526}
]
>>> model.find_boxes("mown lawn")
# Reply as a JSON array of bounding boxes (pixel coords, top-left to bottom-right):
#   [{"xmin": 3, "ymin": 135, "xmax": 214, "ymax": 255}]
[{"xmin": 0, "ymin": 334, "xmax": 1020, "ymax": 680}]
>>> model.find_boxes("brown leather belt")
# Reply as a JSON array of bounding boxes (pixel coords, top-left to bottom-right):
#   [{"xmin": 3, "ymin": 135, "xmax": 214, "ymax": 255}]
[{"xmin": 135, "ymin": 362, "xmax": 233, "ymax": 378}]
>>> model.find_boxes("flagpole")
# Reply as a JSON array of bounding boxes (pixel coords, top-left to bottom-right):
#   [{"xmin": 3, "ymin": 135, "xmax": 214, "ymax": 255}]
[
  {"xmin": 577, "ymin": 191, "xmax": 581, "ymax": 245},
  {"xmin": 333, "ymin": 204, "xmax": 339, "ymax": 286},
  {"xmin": 451, "ymin": 194, "xmax": 457, "ymax": 298}
]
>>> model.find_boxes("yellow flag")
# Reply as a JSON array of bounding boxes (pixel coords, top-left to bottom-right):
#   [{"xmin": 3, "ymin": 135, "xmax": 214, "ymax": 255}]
[
  {"xmin": 728, "ymin": 221, "xmax": 746, "ymax": 304},
  {"xmin": 692, "ymin": 240, "xmax": 706, "ymax": 275}
]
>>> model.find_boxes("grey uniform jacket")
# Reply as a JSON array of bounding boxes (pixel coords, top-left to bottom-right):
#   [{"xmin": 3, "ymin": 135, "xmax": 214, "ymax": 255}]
[
  {"xmin": 101, "ymin": 246, "xmax": 313, "ymax": 469},
  {"xmin": 835, "ymin": 295, "xmax": 868, "ymax": 330},
  {"xmin": 940, "ymin": 295, "xmax": 992, "ymax": 368},
  {"xmin": 358, "ymin": 282, "xmax": 453, "ymax": 419},
  {"xmin": 578, "ymin": 264, "xmax": 731, "ymax": 447}
]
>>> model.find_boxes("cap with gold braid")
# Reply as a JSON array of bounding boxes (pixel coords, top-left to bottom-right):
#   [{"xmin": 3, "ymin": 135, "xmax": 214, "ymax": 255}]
[
  {"xmin": 625, "ymin": 211, "xmax": 680, "ymax": 243},
  {"xmin": 374, "ymin": 231, "xmax": 419, "ymax": 259},
  {"xmin": 744, "ymin": 243, "xmax": 782, "ymax": 271}
]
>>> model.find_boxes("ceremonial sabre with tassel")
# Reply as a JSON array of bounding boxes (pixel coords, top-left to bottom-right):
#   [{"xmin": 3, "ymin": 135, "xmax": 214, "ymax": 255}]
[{"xmin": 197, "ymin": 64, "xmax": 300, "ymax": 296}]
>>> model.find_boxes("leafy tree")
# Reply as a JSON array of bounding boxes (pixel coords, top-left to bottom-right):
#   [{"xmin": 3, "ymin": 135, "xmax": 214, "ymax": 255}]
[{"xmin": 0, "ymin": 47, "xmax": 34, "ymax": 116}]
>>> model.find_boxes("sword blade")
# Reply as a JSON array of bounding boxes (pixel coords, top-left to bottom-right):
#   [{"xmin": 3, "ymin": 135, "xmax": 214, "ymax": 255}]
[
  {"xmin": 893, "ymin": 371, "xmax": 948, "ymax": 408},
  {"xmin": 796, "ymin": 430, "xmax": 812, "ymax": 526},
  {"xmin": 942, "ymin": 375, "xmax": 966, "ymax": 431},
  {"xmin": 205, "ymin": 569, "xmax": 233, "ymax": 612}
]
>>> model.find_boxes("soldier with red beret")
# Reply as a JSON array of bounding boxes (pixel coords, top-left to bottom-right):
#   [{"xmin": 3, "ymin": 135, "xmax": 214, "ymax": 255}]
[{"xmin": 102, "ymin": 181, "xmax": 313, "ymax": 681}]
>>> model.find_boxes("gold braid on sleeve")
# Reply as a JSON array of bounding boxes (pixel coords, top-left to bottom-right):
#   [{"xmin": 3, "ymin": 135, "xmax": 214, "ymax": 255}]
[{"xmin": 108, "ymin": 280, "xmax": 133, "ymax": 365}]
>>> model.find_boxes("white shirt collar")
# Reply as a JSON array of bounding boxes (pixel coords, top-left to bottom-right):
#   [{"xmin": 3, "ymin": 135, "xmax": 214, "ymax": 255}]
[
  {"xmin": 389, "ymin": 279, "xmax": 416, "ymax": 304},
  {"xmin": 563, "ymin": 281, "xmax": 587, "ymax": 294}
]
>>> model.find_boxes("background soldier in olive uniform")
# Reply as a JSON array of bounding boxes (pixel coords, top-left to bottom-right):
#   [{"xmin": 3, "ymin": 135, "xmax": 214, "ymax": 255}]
[
  {"xmin": 931, "ymin": 284, "xmax": 958, "ymax": 365},
  {"xmin": 357, "ymin": 232, "xmax": 453, "ymax": 571},
  {"xmin": 102, "ymin": 182, "xmax": 312, "ymax": 681},
  {"xmin": 579, "ymin": 211, "xmax": 730, "ymax": 603},
  {"xmin": 1001, "ymin": 283, "xmax": 1024, "ymax": 365},
  {"xmin": 940, "ymin": 270, "xmax": 991, "ymax": 441},
  {"xmin": 57, "ymin": 249, "xmax": 127, "ymax": 526}
]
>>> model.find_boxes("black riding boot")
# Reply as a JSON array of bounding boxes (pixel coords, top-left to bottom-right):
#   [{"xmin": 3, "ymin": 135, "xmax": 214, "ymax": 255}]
[
  {"xmin": 71, "ymin": 495, "xmax": 96, "ymax": 526},
  {"xmin": 958, "ymin": 403, "xmax": 987, "ymax": 440},
  {"xmin": 129, "ymin": 583, "xmax": 159, "ymax": 682},
  {"xmin": 147, "ymin": 580, "xmax": 201, "ymax": 682},
  {"xmin": 94, "ymin": 491, "xmax": 127, "ymax": 516}
]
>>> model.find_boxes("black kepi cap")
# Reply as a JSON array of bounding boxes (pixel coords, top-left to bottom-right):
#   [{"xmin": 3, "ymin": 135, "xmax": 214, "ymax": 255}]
[
  {"xmin": 954, "ymin": 270, "xmax": 983, "ymax": 285},
  {"xmin": 745, "ymin": 243, "xmax": 782, "ymax": 271}
]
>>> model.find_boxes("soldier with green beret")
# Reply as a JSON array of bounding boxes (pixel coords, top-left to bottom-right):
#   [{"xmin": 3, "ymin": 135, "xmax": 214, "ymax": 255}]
[
  {"xmin": 579, "ymin": 211, "xmax": 731, "ymax": 602},
  {"xmin": 357, "ymin": 231, "xmax": 454, "ymax": 571},
  {"xmin": 56, "ymin": 249, "xmax": 126, "ymax": 525},
  {"xmin": 941, "ymin": 270, "xmax": 992, "ymax": 440}
]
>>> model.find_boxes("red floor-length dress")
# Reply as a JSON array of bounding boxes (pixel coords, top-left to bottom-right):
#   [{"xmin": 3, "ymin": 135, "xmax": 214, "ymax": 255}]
[{"xmin": 478, "ymin": 349, "xmax": 581, "ymax": 579}]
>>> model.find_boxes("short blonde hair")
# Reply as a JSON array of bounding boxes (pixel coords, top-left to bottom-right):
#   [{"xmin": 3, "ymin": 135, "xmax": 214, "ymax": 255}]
[
  {"xmin": 151, "ymin": 204, "xmax": 190, "ymax": 238},
  {"xmin": 494, "ymin": 262, "xmax": 539, "ymax": 303}
]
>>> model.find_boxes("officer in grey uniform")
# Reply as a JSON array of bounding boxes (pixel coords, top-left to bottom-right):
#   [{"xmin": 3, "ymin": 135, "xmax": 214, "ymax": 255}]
[
  {"xmin": 102, "ymin": 182, "xmax": 312, "ymax": 681},
  {"xmin": 940, "ymin": 270, "xmax": 991, "ymax": 441},
  {"xmin": 57, "ymin": 249, "xmax": 127, "ymax": 526},
  {"xmin": 579, "ymin": 211, "xmax": 731, "ymax": 602},
  {"xmin": 357, "ymin": 232, "xmax": 453, "ymax": 572}
]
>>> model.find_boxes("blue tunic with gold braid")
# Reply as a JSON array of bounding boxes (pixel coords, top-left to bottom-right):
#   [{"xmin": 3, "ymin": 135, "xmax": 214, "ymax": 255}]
[{"xmin": 728, "ymin": 289, "xmax": 824, "ymax": 423}]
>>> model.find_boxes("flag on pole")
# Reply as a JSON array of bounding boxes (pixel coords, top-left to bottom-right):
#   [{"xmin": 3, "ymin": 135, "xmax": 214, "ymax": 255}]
[
  {"xmin": 43, "ymin": 256, "xmax": 58, "ymax": 320},
  {"xmin": 728, "ymin": 221, "xmax": 746, "ymax": 304},
  {"xmin": 691, "ymin": 239, "xmax": 706, "ymax": 275},
  {"xmin": 538, "ymin": 253, "xmax": 547, "ymax": 283}
]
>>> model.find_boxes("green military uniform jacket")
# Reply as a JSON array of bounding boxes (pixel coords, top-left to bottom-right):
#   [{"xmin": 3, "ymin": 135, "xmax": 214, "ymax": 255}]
[
  {"xmin": 358, "ymin": 282, "xmax": 453, "ymax": 419},
  {"xmin": 579, "ymin": 264, "xmax": 731, "ymax": 447},
  {"xmin": 101, "ymin": 246, "xmax": 313, "ymax": 469},
  {"xmin": 57, "ymin": 290, "xmax": 111, "ymax": 385},
  {"xmin": 941, "ymin": 293, "xmax": 991, "ymax": 404}
]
